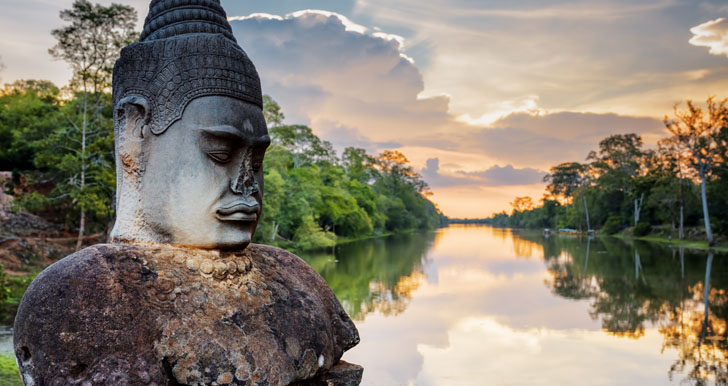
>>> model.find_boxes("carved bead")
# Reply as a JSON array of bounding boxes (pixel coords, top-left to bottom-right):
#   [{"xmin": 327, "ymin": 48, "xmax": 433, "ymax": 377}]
[{"xmin": 200, "ymin": 260, "xmax": 214, "ymax": 275}]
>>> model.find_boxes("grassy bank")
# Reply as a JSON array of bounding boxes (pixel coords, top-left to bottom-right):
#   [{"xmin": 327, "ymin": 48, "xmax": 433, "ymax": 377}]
[
  {"xmin": 0, "ymin": 354, "xmax": 21, "ymax": 386},
  {"xmin": 335, "ymin": 231, "xmax": 401, "ymax": 246},
  {"xmin": 612, "ymin": 234, "xmax": 728, "ymax": 253}
]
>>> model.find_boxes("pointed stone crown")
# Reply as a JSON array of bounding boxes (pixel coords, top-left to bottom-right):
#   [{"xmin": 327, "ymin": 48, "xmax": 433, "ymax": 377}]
[
  {"xmin": 113, "ymin": 0, "xmax": 262, "ymax": 135},
  {"xmin": 140, "ymin": 0, "xmax": 237, "ymax": 43}
]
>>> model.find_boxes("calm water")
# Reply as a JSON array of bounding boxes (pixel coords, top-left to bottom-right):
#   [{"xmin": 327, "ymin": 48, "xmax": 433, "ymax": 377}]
[{"xmin": 300, "ymin": 225, "xmax": 728, "ymax": 386}]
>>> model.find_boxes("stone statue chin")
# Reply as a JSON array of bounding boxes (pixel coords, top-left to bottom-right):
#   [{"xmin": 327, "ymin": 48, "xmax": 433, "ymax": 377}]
[{"xmin": 13, "ymin": 1, "xmax": 362, "ymax": 385}]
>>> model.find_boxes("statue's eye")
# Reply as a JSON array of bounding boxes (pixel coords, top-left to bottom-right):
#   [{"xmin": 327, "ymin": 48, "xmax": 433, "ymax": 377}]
[{"xmin": 208, "ymin": 151, "xmax": 231, "ymax": 163}]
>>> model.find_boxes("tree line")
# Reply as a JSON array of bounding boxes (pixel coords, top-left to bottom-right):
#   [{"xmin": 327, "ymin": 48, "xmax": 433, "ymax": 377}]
[
  {"xmin": 0, "ymin": 0, "xmax": 445, "ymax": 250},
  {"xmin": 489, "ymin": 98, "xmax": 728, "ymax": 246},
  {"xmin": 253, "ymin": 96, "xmax": 447, "ymax": 249}
]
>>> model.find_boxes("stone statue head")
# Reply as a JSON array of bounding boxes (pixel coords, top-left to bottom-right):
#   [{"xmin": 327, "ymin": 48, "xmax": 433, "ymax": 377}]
[{"xmin": 110, "ymin": 0, "xmax": 270, "ymax": 249}]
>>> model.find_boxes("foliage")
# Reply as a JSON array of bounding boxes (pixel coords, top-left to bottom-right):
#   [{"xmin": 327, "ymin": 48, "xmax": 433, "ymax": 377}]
[
  {"xmin": 1, "ymin": 82, "xmax": 116, "ymax": 236},
  {"xmin": 262, "ymin": 95, "xmax": 284, "ymax": 127},
  {"xmin": 49, "ymin": 0, "xmax": 137, "ymax": 92},
  {"xmin": 633, "ymin": 222, "xmax": 651, "ymax": 237},
  {"xmin": 543, "ymin": 162, "xmax": 588, "ymax": 204},
  {"xmin": 293, "ymin": 215, "xmax": 337, "ymax": 250},
  {"xmin": 0, "ymin": 81, "xmax": 61, "ymax": 170},
  {"xmin": 602, "ymin": 215, "xmax": 624, "ymax": 235}
]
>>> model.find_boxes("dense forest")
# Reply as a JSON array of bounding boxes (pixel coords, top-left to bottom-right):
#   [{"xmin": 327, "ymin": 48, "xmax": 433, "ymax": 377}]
[{"xmin": 489, "ymin": 99, "xmax": 728, "ymax": 246}]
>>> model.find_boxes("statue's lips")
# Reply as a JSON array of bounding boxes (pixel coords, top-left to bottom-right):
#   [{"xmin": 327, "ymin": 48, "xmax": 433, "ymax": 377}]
[{"xmin": 216, "ymin": 203, "xmax": 258, "ymax": 222}]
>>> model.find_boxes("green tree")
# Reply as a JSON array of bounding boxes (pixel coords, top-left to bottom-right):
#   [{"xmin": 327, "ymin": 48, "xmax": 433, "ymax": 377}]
[
  {"xmin": 664, "ymin": 97, "xmax": 728, "ymax": 246},
  {"xmin": 543, "ymin": 162, "xmax": 591, "ymax": 229},
  {"xmin": 587, "ymin": 134, "xmax": 654, "ymax": 226},
  {"xmin": 342, "ymin": 147, "xmax": 378, "ymax": 184},
  {"xmin": 270, "ymin": 124, "xmax": 337, "ymax": 167},
  {"xmin": 256, "ymin": 96, "xmax": 446, "ymax": 249},
  {"xmin": 544, "ymin": 162, "xmax": 588, "ymax": 204},
  {"xmin": 657, "ymin": 136, "xmax": 692, "ymax": 239},
  {"xmin": 48, "ymin": 0, "xmax": 137, "ymax": 249},
  {"xmin": 262, "ymin": 95, "xmax": 285, "ymax": 127},
  {"xmin": 0, "ymin": 81, "xmax": 61, "ymax": 171}
]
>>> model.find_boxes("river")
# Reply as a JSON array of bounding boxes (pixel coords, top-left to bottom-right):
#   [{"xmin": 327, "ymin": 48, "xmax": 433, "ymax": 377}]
[{"xmin": 299, "ymin": 224, "xmax": 728, "ymax": 386}]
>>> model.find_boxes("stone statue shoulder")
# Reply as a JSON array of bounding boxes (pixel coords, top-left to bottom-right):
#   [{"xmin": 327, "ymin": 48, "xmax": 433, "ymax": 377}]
[{"xmin": 14, "ymin": 244, "xmax": 362, "ymax": 386}]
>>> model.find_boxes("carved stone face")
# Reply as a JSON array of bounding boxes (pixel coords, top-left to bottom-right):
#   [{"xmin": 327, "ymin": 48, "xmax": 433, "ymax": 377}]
[{"xmin": 138, "ymin": 96, "xmax": 269, "ymax": 249}]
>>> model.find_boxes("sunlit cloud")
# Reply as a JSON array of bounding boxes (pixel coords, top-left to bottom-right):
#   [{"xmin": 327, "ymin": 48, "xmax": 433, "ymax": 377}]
[
  {"xmin": 456, "ymin": 95, "xmax": 543, "ymax": 126},
  {"xmin": 690, "ymin": 18, "xmax": 728, "ymax": 58},
  {"xmin": 228, "ymin": 13, "xmax": 284, "ymax": 22},
  {"xmin": 289, "ymin": 9, "xmax": 369, "ymax": 34}
]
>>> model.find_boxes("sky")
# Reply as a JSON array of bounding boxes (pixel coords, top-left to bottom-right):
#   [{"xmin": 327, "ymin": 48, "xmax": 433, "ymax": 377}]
[{"xmin": 1, "ymin": 0, "xmax": 727, "ymax": 218}]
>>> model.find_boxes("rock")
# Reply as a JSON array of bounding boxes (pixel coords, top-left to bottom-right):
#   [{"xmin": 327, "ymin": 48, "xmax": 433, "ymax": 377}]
[
  {"xmin": 14, "ymin": 243, "xmax": 360, "ymax": 385},
  {"xmin": 295, "ymin": 362, "xmax": 364, "ymax": 386}
]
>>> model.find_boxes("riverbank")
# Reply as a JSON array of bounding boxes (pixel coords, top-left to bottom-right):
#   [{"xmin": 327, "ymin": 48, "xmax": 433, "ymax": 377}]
[
  {"xmin": 611, "ymin": 234, "xmax": 728, "ymax": 253},
  {"xmin": 273, "ymin": 228, "xmax": 431, "ymax": 252}
]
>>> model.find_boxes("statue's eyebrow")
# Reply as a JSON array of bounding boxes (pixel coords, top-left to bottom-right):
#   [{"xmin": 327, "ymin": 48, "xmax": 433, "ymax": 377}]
[
  {"xmin": 253, "ymin": 135, "xmax": 271, "ymax": 148},
  {"xmin": 201, "ymin": 125, "xmax": 244, "ymax": 141},
  {"xmin": 201, "ymin": 127, "xmax": 270, "ymax": 148}
]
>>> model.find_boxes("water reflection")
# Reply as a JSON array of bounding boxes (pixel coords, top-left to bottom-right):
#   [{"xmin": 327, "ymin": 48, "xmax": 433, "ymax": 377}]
[
  {"xmin": 301, "ymin": 225, "xmax": 728, "ymax": 385},
  {"xmin": 300, "ymin": 232, "xmax": 436, "ymax": 320},
  {"xmin": 508, "ymin": 231, "xmax": 728, "ymax": 385}
]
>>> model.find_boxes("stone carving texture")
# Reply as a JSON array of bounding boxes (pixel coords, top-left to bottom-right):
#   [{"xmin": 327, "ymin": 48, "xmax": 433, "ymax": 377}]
[{"xmin": 14, "ymin": 0, "xmax": 362, "ymax": 384}]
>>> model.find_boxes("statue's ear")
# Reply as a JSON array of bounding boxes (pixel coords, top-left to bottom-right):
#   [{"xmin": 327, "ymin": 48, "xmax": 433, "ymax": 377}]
[{"xmin": 114, "ymin": 96, "xmax": 150, "ymax": 173}]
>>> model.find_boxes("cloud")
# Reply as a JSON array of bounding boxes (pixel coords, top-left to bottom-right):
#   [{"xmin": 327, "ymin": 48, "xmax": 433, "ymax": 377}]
[
  {"xmin": 229, "ymin": 11, "xmax": 454, "ymax": 145},
  {"xmin": 315, "ymin": 120, "xmax": 402, "ymax": 152},
  {"xmin": 421, "ymin": 158, "xmax": 545, "ymax": 188},
  {"xmin": 690, "ymin": 18, "xmax": 728, "ymax": 58},
  {"xmin": 492, "ymin": 111, "xmax": 664, "ymax": 141},
  {"xmin": 458, "ymin": 112, "xmax": 664, "ymax": 166},
  {"xmin": 353, "ymin": 0, "xmax": 727, "ymax": 120},
  {"xmin": 464, "ymin": 165, "xmax": 546, "ymax": 186}
]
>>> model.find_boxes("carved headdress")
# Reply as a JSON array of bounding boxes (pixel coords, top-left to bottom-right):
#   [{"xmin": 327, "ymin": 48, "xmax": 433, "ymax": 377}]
[{"xmin": 113, "ymin": 0, "xmax": 262, "ymax": 134}]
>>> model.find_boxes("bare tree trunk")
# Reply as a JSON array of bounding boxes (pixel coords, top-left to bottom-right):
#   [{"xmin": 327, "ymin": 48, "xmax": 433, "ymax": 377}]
[
  {"xmin": 678, "ymin": 166, "xmax": 685, "ymax": 240},
  {"xmin": 635, "ymin": 249, "xmax": 641, "ymax": 280},
  {"xmin": 583, "ymin": 196, "xmax": 591, "ymax": 231},
  {"xmin": 76, "ymin": 211, "xmax": 86, "ymax": 251},
  {"xmin": 76, "ymin": 92, "xmax": 88, "ymax": 251},
  {"xmin": 634, "ymin": 193, "xmax": 644, "ymax": 226},
  {"xmin": 679, "ymin": 204, "xmax": 685, "ymax": 240},
  {"xmin": 699, "ymin": 170, "xmax": 714, "ymax": 246}
]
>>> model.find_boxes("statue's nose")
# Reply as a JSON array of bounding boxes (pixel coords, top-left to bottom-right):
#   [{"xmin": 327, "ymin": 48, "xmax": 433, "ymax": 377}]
[{"xmin": 231, "ymin": 151, "xmax": 259, "ymax": 196}]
